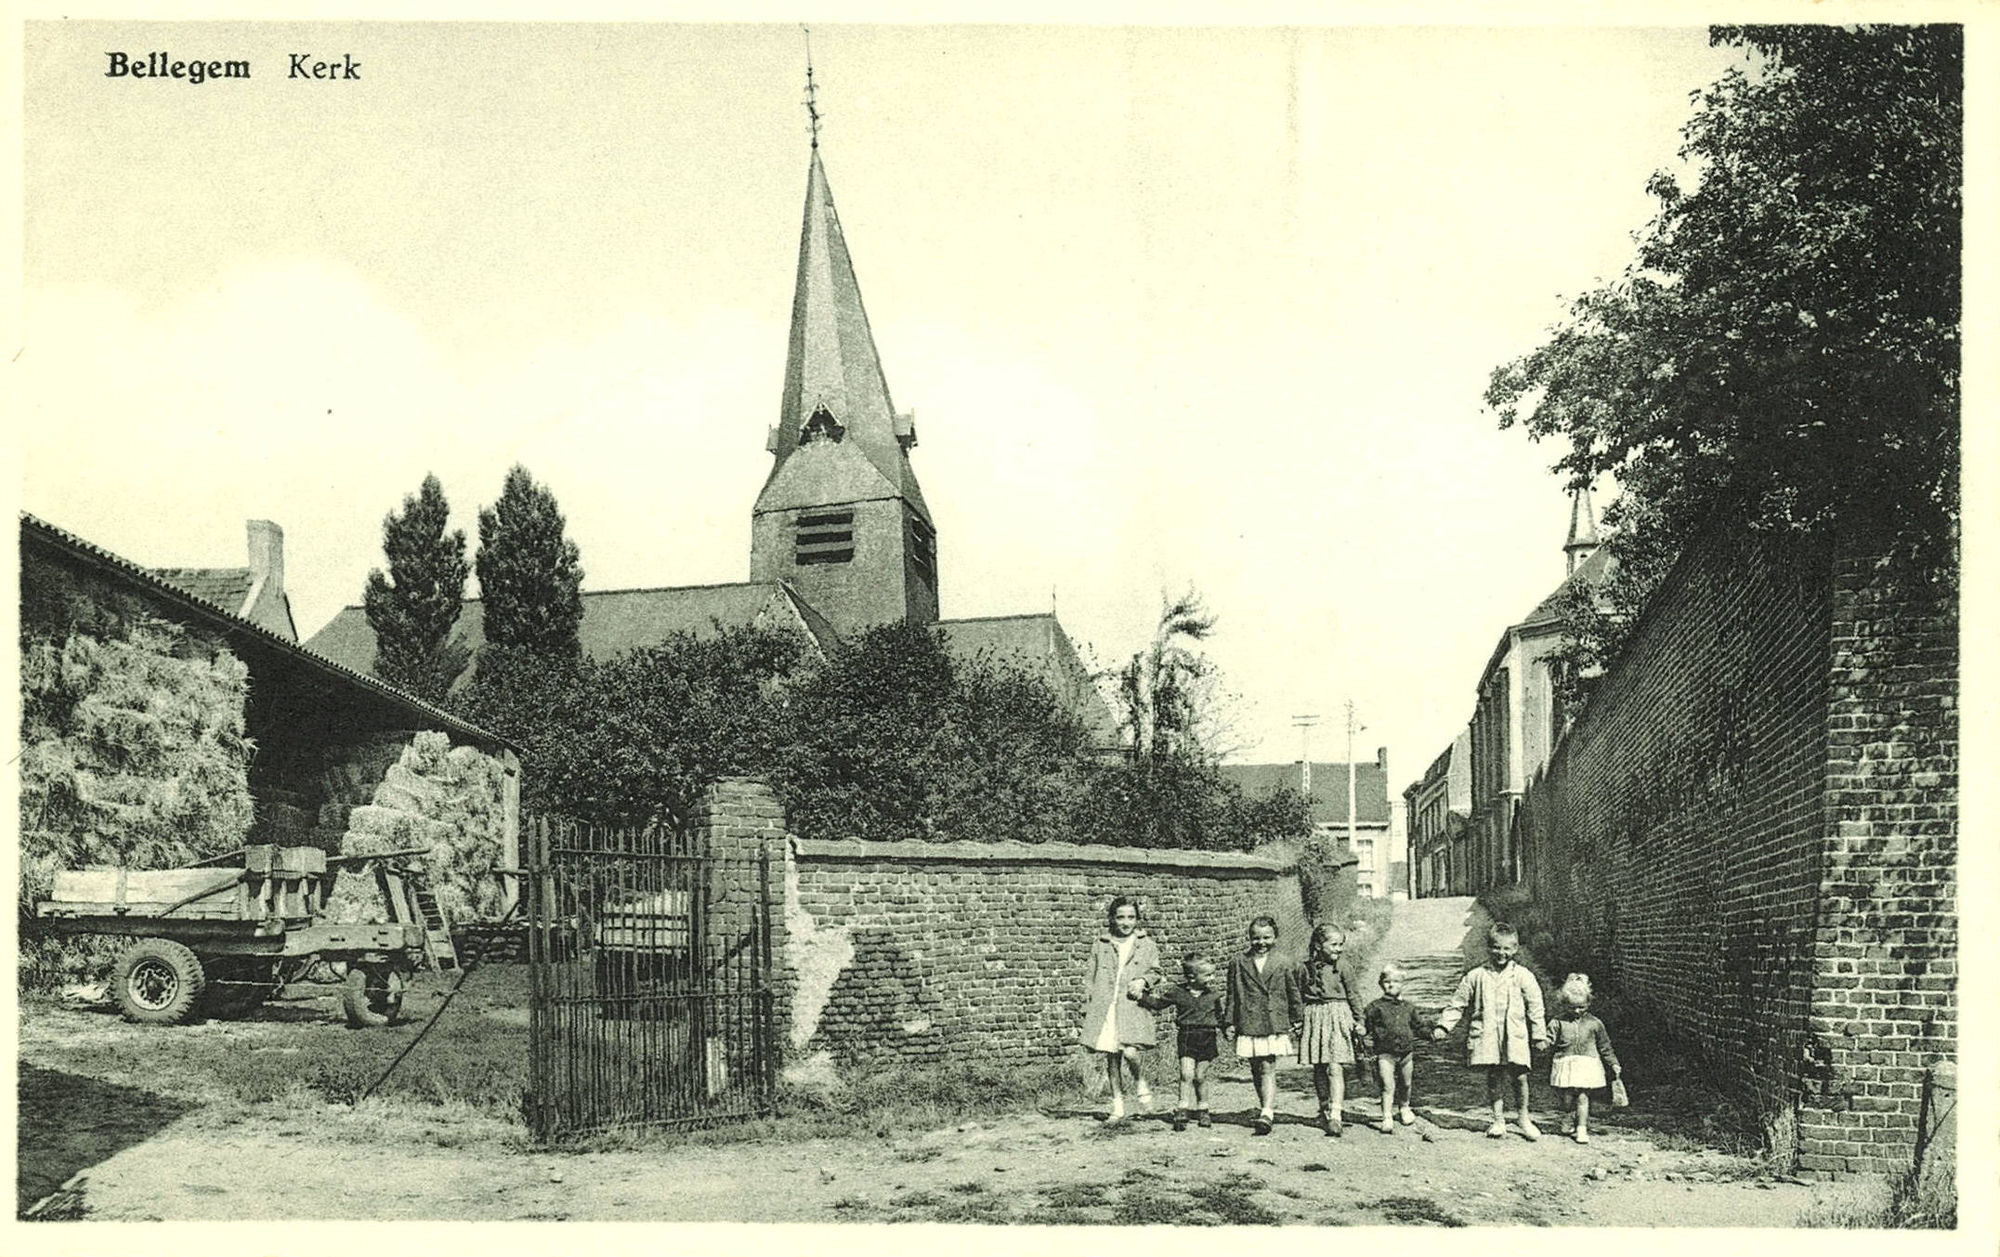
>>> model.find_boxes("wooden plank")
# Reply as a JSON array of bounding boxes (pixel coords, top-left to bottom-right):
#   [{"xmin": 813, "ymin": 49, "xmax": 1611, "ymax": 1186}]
[
  {"xmin": 49, "ymin": 868, "xmax": 241, "ymax": 906},
  {"xmin": 36, "ymin": 901, "xmax": 244, "ymax": 920}
]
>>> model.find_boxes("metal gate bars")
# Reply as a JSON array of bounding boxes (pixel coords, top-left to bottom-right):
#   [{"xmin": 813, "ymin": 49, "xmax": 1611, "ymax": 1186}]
[{"xmin": 524, "ymin": 814, "xmax": 776, "ymax": 1142}]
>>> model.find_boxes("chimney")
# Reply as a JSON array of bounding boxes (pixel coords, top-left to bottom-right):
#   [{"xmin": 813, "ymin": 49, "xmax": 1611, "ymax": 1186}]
[
  {"xmin": 244, "ymin": 520, "xmax": 297, "ymax": 642},
  {"xmin": 247, "ymin": 520, "xmax": 285, "ymax": 591},
  {"xmin": 1377, "ymin": 745, "xmax": 1389, "ymax": 772}
]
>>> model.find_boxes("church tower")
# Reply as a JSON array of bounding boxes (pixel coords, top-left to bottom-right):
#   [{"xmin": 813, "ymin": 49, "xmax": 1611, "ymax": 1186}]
[{"xmin": 749, "ymin": 137, "xmax": 938, "ymax": 637}]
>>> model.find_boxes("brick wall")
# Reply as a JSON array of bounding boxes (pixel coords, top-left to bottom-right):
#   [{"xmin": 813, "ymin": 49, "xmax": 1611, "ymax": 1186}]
[
  {"xmin": 1512, "ymin": 524, "xmax": 1957, "ymax": 1177},
  {"xmin": 699, "ymin": 779, "xmax": 1307, "ymax": 1071},
  {"xmin": 1801, "ymin": 540, "xmax": 1958, "ymax": 1176}
]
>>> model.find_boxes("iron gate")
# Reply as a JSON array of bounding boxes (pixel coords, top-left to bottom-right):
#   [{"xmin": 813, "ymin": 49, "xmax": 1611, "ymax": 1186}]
[{"xmin": 524, "ymin": 814, "xmax": 776, "ymax": 1141}]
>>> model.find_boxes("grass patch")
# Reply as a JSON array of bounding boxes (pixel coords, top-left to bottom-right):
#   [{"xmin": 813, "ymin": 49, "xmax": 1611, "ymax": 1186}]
[
  {"xmin": 1040, "ymin": 1183, "xmax": 1111, "ymax": 1209},
  {"xmin": 1799, "ymin": 1168, "xmax": 1954, "ymax": 1230},
  {"xmin": 1378, "ymin": 1195, "xmax": 1465, "ymax": 1227}
]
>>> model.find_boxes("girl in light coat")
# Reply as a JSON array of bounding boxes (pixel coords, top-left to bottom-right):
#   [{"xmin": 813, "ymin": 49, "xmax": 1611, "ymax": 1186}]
[{"xmin": 1079, "ymin": 895, "xmax": 1161, "ymax": 1121}]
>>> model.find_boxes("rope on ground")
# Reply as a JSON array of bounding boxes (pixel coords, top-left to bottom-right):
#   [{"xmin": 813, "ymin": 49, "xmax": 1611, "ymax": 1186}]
[{"xmin": 356, "ymin": 900, "xmax": 523, "ymax": 1106}]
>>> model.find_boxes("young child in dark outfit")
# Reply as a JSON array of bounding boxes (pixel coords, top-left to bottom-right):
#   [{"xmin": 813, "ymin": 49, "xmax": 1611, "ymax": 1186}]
[
  {"xmin": 1361, "ymin": 961, "xmax": 1437, "ymax": 1134},
  {"xmin": 1139, "ymin": 956, "xmax": 1226, "ymax": 1131}
]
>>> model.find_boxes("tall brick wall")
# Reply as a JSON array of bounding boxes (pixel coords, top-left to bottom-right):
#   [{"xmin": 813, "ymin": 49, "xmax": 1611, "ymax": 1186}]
[
  {"xmin": 1513, "ymin": 525, "xmax": 1957, "ymax": 1177},
  {"xmin": 1801, "ymin": 540, "xmax": 1958, "ymax": 1176},
  {"xmin": 694, "ymin": 782, "xmax": 1308, "ymax": 1071}
]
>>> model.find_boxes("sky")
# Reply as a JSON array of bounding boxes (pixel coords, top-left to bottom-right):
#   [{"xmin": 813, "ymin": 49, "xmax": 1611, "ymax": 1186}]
[{"xmin": 11, "ymin": 20, "xmax": 1793, "ymax": 788}]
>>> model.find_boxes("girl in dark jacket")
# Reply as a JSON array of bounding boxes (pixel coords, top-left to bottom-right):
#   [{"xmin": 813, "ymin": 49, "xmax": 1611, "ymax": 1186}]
[{"xmin": 1225, "ymin": 915, "xmax": 1302, "ymax": 1135}]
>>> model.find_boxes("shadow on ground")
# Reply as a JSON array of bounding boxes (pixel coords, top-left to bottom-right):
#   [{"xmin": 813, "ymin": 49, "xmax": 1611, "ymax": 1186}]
[{"xmin": 18, "ymin": 1063, "xmax": 195, "ymax": 1218}]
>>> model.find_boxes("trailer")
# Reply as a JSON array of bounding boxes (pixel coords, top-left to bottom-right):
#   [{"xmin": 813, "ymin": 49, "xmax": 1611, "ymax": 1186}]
[{"xmin": 32, "ymin": 844, "xmax": 457, "ymax": 1028}]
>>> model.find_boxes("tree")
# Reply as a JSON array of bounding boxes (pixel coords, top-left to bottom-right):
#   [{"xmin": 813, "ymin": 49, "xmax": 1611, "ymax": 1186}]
[
  {"xmin": 774, "ymin": 622, "xmax": 1096, "ymax": 845},
  {"xmin": 1487, "ymin": 26, "xmax": 1960, "ymax": 679},
  {"xmin": 473, "ymin": 465, "xmax": 585, "ymax": 671},
  {"xmin": 1116, "ymin": 588, "xmax": 1219, "ymax": 766},
  {"xmin": 363, "ymin": 474, "xmax": 471, "ymax": 703}
]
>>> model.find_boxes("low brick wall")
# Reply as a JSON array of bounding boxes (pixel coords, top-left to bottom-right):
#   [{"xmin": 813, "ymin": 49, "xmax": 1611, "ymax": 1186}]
[{"xmin": 777, "ymin": 829, "xmax": 1307, "ymax": 1068}]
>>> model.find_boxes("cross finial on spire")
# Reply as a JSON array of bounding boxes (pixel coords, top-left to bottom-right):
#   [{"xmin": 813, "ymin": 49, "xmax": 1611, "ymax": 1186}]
[{"xmin": 802, "ymin": 26, "xmax": 823, "ymax": 149}]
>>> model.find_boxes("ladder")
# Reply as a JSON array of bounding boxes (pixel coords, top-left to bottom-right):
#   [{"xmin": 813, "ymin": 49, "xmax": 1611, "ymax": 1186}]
[{"xmin": 411, "ymin": 883, "xmax": 458, "ymax": 971}]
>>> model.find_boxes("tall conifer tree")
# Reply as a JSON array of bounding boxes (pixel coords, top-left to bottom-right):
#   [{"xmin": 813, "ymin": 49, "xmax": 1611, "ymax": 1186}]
[
  {"xmin": 474, "ymin": 465, "xmax": 585, "ymax": 672},
  {"xmin": 363, "ymin": 473, "xmax": 471, "ymax": 703}
]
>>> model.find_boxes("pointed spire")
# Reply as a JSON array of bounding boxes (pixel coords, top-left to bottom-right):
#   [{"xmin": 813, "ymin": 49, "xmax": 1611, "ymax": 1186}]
[
  {"xmin": 1564, "ymin": 483, "xmax": 1601, "ymax": 577},
  {"xmin": 759, "ymin": 141, "xmax": 928, "ymax": 517}
]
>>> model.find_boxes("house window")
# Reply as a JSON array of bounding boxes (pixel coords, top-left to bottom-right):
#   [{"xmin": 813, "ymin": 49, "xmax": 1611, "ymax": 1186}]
[
  {"xmin": 795, "ymin": 509, "xmax": 855, "ymax": 566},
  {"xmin": 908, "ymin": 515, "xmax": 936, "ymax": 587}
]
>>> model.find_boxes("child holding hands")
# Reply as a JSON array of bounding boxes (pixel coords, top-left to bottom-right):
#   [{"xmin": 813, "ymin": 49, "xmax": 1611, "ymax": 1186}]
[
  {"xmin": 1433, "ymin": 921, "xmax": 1548, "ymax": 1140},
  {"xmin": 1079, "ymin": 895, "xmax": 1161, "ymax": 1122},
  {"xmin": 1138, "ymin": 955, "xmax": 1226, "ymax": 1131},
  {"xmin": 1548, "ymin": 972, "xmax": 1622, "ymax": 1143},
  {"xmin": 1225, "ymin": 915, "xmax": 1301, "ymax": 1136},
  {"xmin": 1297, "ymin": 923, "xmax": 1365, "ymax": 1136},
  {"xmin": 1362, "ymin": 961, "xmax": 1438, "ymax": 1134}
]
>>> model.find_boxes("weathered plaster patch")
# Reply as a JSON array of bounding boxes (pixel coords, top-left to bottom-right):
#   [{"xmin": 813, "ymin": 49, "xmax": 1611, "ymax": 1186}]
[{"xmin": 783, "ymin": 845, "xmax": 853, "ymax": 1050}]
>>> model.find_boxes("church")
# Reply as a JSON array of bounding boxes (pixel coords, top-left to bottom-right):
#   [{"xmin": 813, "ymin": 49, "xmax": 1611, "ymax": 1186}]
[{"xmin": 308, "ymin": 132, "xmax": 1118, "ymax": 746}]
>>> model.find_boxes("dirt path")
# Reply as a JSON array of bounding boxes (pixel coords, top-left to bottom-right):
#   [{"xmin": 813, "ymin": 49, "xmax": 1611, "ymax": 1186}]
[
  {"xmin": 35, "ymin": 1080, "xmax": 1821, "ymax": 1225},
  {"xmin": 21, "ymin": 899, "xmax": 1856, "ymax": 1225}
]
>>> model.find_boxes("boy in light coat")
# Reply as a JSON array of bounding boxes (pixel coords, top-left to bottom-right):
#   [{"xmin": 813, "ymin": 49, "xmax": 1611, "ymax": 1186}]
[{"xmin": 1433, "ymin": 921, "xmax": 1548, "ymax": 1139}]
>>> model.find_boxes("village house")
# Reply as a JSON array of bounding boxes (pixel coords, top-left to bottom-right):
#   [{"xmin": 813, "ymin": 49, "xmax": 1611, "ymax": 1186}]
[
  {"xmin": 1403, "ymin": 728, "xmax": 1471, "ymax": 897},
  {"xmin": 306, "ymin": 144, "xmax": 1117, "ymax": 747},
  {"xmin": 1221, "ymin": 752, "xmax": 1402, "ymax": 897}
]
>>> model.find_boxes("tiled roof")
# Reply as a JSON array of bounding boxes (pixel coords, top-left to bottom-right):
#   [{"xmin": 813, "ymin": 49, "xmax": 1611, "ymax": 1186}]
[
  {"xmin": 1521, "ymin": 545, "xmax": 1613, "ymax": 628},
  {"xmin": 21, "ymin": 513, "xmax": 509, "ymax": 749},
  {"xmin": 305, "ymin": 582, "xmax": 836, "ymax": 689},
  {"xmin": 1219, "ymin": 761, "xmax": 1392, "ymax": 826},
  {"xmin": 936, "ymin": 613, "xmax": 1121, "ymax": 744},
  {"xmin": 152, "ymin": 567, "xmax": 252, "ymax": 615}
]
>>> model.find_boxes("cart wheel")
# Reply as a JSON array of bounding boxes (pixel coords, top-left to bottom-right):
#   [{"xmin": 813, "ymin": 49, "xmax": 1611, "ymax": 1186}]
[
  {"xmin": 343, "ymin": 964, "xmax": 406, "ymax": 1028},
  {"xmin": 198, "ymin": 961, "xmax": 280, "ymax": 1019},
  {"xmin": 114, "ymin": 938, "xmax": 206, "ymax": 1025}
]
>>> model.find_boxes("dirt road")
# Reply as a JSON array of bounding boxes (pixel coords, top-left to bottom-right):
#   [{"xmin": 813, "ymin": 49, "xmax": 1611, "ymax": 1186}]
[{"xmin": 20, "ymin": 895, "xmax": 1860, "ymax": 1225}]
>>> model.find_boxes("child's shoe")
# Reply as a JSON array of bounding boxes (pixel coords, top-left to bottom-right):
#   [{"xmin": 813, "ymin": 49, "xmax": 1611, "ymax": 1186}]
[
  {"xmin": 1196, "ymin": 1109, "xmax": 1212, "ymax": 1129},
  {"xmin": 1397, "ymin": 1106, "xmax": 1417, "ymax": 1126},
  {"xmin": 1107, "ymin": 1096, "xmax": 1126, "ymax": 1123},
  {"xmin": 1253, "ymin": 1114, "xmax": 1274, "ymax": 1136},
  {"xmin": 1561, "ymin": 1114, "xmax": 1577, "ymax": 1135},
  {"xmin": 1134, "ymin": 1083, "xmax": 1155, "ymax": 1113},
  {"xmin": 1485, "ymin": 1119, "xmax": 1507, "ymax": 1138},
  {"xmin": 1575, "ymin": 1129, "xmax": 1590, "ymax": 1145},
  {"xmin": 1375, "ymin": 1118, "xmax": 1395, "ymax": 1135},
  {"xmin": 1518, "ymin": 1117, "xmax": 1542, "ymax": 1142},
  {"xmin": 1172, "ymin": 1110, "xmax": 1188, "ymax": 1133}
]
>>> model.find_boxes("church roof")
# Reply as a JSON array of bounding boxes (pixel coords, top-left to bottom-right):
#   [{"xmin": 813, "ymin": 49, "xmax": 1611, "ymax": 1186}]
[
  {"xmin": 1521, "ymin": 544, "xmax": 1613, "ymax": 628},
  {"xmin": 936, "ymin": 613, "xmax": 1121, "ymax": 746},
  {"xmin": 757, "ymin": 150, "xmax": 930, "ymax": 520},
  {"xmin": 305, "ymin": 581, "xmax": 837, "ymax": 691}
]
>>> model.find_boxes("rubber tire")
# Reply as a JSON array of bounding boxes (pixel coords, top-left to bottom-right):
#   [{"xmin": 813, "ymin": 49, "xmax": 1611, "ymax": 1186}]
[
  {"xmin": 114, "ymin": 938, "xmax": 206, "ymax": 1025},
  {"xmin": 343, "ymin": 965, "xmax": 406, "ymax": 1028},
  {"xmin": 198, "ymin": 962, "xmax": 279, "ymax": 1019}
]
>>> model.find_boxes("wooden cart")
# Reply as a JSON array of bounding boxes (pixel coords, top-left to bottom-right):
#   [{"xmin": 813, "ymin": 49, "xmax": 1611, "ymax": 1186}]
[{"xmin": 32, "ymin": 844, "xmax": 457, "ymax": 1028}]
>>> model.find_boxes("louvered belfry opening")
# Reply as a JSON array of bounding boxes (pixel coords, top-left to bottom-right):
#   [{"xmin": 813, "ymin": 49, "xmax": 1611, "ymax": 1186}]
[{"xmin": 794, "ymin": 508, "xmax": 856, "ymax": 566}]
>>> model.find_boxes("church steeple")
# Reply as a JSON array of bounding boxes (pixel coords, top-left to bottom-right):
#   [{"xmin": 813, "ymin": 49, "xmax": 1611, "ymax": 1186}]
[
  {"xmin": 749, "ymin": 95, "xmax": 937, "ymax": 636},
  {"xmin": 1564, "ymin": 483, "xmax": 1601, "ymax": 577}
]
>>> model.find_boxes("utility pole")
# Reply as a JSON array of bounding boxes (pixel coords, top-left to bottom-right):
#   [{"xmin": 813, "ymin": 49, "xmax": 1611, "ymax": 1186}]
[
  {"xmin": 1292, "ymin": 714, "xmax": 1320, "ymax": 797},
  {"xmin": 1345, "ymin": 700, "xmax": 1363, "ymax": 890}
]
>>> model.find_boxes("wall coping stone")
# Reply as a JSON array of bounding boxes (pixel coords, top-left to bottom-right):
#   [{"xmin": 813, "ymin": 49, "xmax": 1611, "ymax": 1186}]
[{"xmin": 793, "ymin": 836, "xmax": 1296, "ymax": 875}]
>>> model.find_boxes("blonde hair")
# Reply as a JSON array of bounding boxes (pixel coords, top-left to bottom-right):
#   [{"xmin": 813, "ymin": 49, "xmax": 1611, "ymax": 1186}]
[
  {"xmin": 1561, "ymin": 972, "xmax": 1593, "ymax": 1010},
  {"xmin": 1182, "ymin": 955, "xmax": 1218, "ymax": 980},
  {"xmin": 1378, "ymin": 961, "xmax": 1407, "ymax": 986}
]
